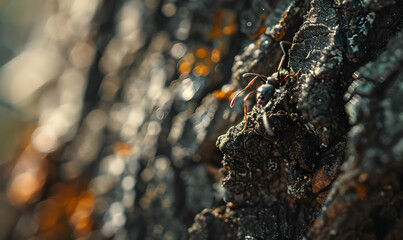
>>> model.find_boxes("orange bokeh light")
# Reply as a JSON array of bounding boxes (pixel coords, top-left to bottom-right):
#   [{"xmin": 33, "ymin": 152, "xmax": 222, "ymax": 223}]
[
  {"xmin": 178, "ymin": 61, "xmax": 192, "ymax": 74},
  {"xmin": 114, "ymin": 142, "xmax": 132, "ymax": 157},
  {"xmin": 193, "ymin": 63, "xmax": 210, "ymax": 76},
  {"xmin": 196, "ymin": 48, "xmax": 209, "ymax": 59},
  {"xmin": 211, "ymin": 49, "xmax": 221, "ymax": 63}
]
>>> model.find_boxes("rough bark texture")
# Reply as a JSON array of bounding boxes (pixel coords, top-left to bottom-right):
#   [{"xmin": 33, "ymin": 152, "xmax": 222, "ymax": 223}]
[
  {"xmin": 0, "ymin": 0, "xmax": 402, "ymax": 240},
  {"xmin": 190, "ymin": 0, "xmax": 403, "ymax": 239}
]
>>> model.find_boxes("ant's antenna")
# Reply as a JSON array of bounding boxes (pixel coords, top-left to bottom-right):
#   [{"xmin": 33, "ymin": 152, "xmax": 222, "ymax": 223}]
[{"xmin": 242, "ymin": 73, "xmax": 267, "ymax": 83}]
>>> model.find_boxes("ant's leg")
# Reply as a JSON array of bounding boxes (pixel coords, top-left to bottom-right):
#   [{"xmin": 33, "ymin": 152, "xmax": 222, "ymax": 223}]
[
  {"xmin": 262, "ymin": 108, "xmax": 273, "ymax": 136},
  {"xmin": 277, "ymin": 41, "xmax": 292, "ymax": 71},
  {"xmin": 230, "ymin": 76, "xmax": 259, "ymax": 107},
  {"xmin": 277, "ymin": 53, "xmax": 286, "ymax": 72},
  {"xmin": 283, "ymin": 69, "xmax": 301, "ymax": 83},
  {"xmin": 280, "ymin": 41, "xmax": 292, "ymax": 49},
  {"xmin": 239, "ymin": 90, "xmax": 255, "ymax": 134}
]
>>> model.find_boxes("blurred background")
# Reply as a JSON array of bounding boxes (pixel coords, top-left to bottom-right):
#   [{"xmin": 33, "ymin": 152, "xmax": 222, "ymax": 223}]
[{"xmin": 0, "ymin": 0, "xmax": 281, "ymax": 239}]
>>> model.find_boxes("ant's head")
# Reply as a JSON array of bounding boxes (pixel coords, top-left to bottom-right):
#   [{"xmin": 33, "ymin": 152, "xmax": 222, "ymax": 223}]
[{"xmin": 257, "ymin": 84, "xmax": 275, "ymax": 106}]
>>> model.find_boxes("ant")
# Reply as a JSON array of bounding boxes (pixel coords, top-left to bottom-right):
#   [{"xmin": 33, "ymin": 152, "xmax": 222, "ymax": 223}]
[{"xmin": 230, "ymin": 41, "xmax": 301, "ymax": 135}]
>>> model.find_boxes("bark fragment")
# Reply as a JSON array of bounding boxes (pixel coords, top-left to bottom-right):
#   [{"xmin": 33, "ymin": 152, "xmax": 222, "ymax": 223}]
[
  {"xmin": 307, "ymin": 29, "xmax": 403, "ymax": 240},
  {"xmin": 191, "ymin": 0, "xmax": 403, "ymax": 239}
]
